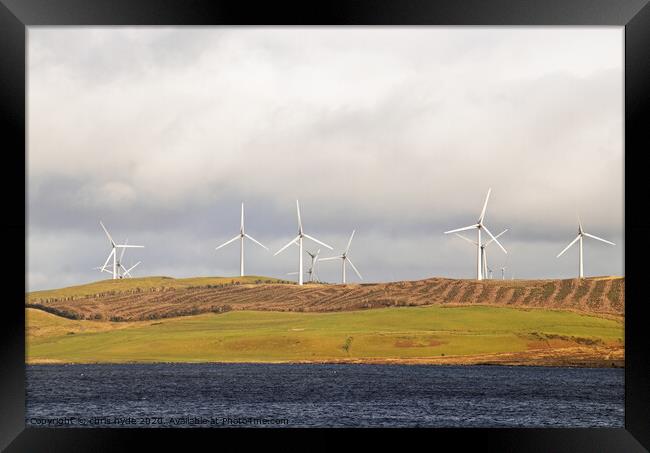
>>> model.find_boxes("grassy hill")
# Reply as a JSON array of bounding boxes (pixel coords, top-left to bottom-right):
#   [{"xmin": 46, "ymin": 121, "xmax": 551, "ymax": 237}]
[
  {"xmin": 27, "ymin": 275, "xmax": 286, "ymax": 301},
  {"xmin": 26, "ymin": 275, "xmax": 624, "ymax": 322},
  {"xmin": 26, "ymin": 306, "xmax": 623, "ymax": 367}
]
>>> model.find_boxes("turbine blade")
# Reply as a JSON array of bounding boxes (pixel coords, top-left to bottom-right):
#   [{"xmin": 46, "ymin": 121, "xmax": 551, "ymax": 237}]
[
  {"xmin": 119, "ymin": 238, "xmax": 128, "ymax": 262},
  {"xmin": 347, "ymin": 258, "xmax": 363, "ymax": 280},
  {"xmin": 287, "ymin": 272, "xmax": 299, "ymax": 275},
  {"xmin": 119, "ymin": 263, "xmax": 130, "ymax": 277},
  {"xmin": 484, "ymin": 228, "xmax": 509, "ymax": 246},
  {"xmin": 241, "ymin": 202, "xmax": 244, "ymax": 231},
  {"xmin": 318, "ymin": 256, "xmax": 342, "ymax": 262},
  {"xmin": 116, "ymin": 245, "xmax": 144, "ymax": 248},
  {"xmin": 101, "ymin": 249, "xmax": 115, "ymax": 272},
  {"xmin": 93, "ymin": 266, "xmax": 113, "ymax": 274},
  {"xmin": 583, "ymin": 232, "xmax": 615, "ymax": 246},
  {"xmin": 244, "ymin": 233, "xmax": 269, "ymax": 250},
  {"xmin": 478, "ymin": 188, "xmax": 492, "ymax": 223},
  {"xmin": 303, "ymin": 233, "xmax": 333, "ymax": 250},
  {"xmin": 557, "ymin": 234, "xmax": 581, "ymax": 258},
  {"xmin": 125, "ymin": 261, "xmax": 141, "ymax": 275},
  {"xmin": 215, "ymin": 235, "xmax": 240, "ymax": 251},
  {"xmin": 444, "ymin": 224, "xmax": 479, "ymax": 234},
  {"xmin": 296, "ymin": 200, "xmax": 302, "ymax": 232},
  {"xmin": 482, "ymin": 225, "xmax": 507, "ymax": 254},
  {"xmin": 100, "ymin": 221, "xmax": 115, "ymax": 246},
  {"xmin": 275, "ymin": 235, "xmax": 302, "ymax": 256},
  {"xmin": 454, "ymin": 233, "xmax": 478, "ymax": 246},
  {"xmin": 345, "ymin": 230, "xmax": 356, "ymax": 254}
]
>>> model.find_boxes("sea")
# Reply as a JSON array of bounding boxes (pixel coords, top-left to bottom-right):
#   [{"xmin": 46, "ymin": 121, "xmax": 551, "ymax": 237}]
[{"xmin": 25, "ymin": 363, "xmax": 624, "ymax": 428}]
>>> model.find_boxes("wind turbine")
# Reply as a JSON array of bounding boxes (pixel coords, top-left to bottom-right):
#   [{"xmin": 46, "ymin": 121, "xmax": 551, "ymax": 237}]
[
  {"xmin": 444, "ymin": 188, "xmax": 507, "ymax": 280},
  {"xmin": 94, "ymin": 239, "xmax": 142, "ymax": 278},
  {"xmin": 319, "ymin": 230, "xmax": 362, "ymax": 284},
  {"xmin": 287, "ymin": 248, "xmax": 321, "ymax": 282},
  {"xmin": 501, "ymin": 266, "xmax": 506, "ymax": 280},
  {"xmin": 455, "ymin": 228, "xmax": 508, "ymax": 281},
  {"xmin": 99, "ymin": 221, "xmax": 144, "ymax": 280},
  {"xmin": 556, "ymin": 219, "xmax": 615, "ymax": 278},
  {"xmin": 307, "ymin": 249, "xmax": 321, "ymax": 282},
  {"xmin": 275, "ymin": 200, "xmax": 333, "ymax": 285},
  {"xmin": 215, "ymin": 203, "xmax": 268, "ymax": 277}
]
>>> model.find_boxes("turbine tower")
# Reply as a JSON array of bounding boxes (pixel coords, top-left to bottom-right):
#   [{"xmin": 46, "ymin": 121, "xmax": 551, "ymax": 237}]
[
  {"xmin": 556, "ymin": 219, "xmax": 615, "ymax": 278},
  {"xmin": 275, "ymin": 200, "xmax": 333, "ymax": 285},
  {"xmin": 320, "ymin": 230, "xmax": 362, "ymax": 284},
  {"xmin": 455, "ymin": 229, "xmax": 508, "ymax": 281},
  {"xmin": 99, "ymin": 221, "xmax": 144, "ymax": 280},
  {"xmin": 444, "ymin": 188, "xmax": 507, "ymax": 280},
  {"xmin": 216, "ymin": 203, "xmax": 268, "ymax": 277}
]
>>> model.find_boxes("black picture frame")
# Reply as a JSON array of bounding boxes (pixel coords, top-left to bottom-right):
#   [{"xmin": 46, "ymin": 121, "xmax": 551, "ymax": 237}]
[{"xmin": 2, "ymin": 0, "xmax": 648, "ymax": 450}]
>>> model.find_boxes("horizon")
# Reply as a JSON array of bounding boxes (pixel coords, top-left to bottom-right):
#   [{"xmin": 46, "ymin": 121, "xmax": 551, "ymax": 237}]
[{"xmin": 27, "ymin": 272, "xmax": 625, "ymax": 294}]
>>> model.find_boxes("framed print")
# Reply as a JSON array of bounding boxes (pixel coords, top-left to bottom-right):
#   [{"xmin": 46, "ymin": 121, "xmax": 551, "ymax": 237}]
[{"xmin": 1, "ymin": 0, "xmax": 649, "ymax": 450}]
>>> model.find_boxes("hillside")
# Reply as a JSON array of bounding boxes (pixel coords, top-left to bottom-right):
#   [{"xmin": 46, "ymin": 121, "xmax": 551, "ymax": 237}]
[
  {"xmin": 26, "ymin": 306, "xmax": 623, "ymax": 367},
  {"xmin": 26, "ymin": 275, "xmax": 624, "ymax": 322}
]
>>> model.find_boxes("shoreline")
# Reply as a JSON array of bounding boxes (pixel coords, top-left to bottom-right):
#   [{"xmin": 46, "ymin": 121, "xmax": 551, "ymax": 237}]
[
  {"xmin": 27, "ymin": 346, "xmax": 624, "ymax": 369},
  {"xmin": 25, "ymin": 361, "xmax": 625, "ymax": 369}
]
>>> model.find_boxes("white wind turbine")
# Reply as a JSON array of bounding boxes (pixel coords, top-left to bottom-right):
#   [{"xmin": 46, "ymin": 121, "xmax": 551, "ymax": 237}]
[
  {"xmin": 215, "ymin": 203, "xmax": 268, "ymax": 277},
  {"xmin": 455, "ymin": 228, "xmax": 508, "ymax": 280},
  {"xmin": 319, "ymin": 230, "xmax": 363, "ymax": 284},
  {"xmin": 94, "ymin": 238, "xmax": 141, "ymax": 278},
  {"xmin": 287, "ymin": 248, "xmax": 321, "ymax": 282},
  {"xmin": 99, "ymin": 221, "xmax": 144, "ymax": 280},
  {"xmin": 556, "ymin": 218, "xmax": 615, "ymax": 278},
  {"xmin": 444, "ymin": 188, "xmax": 507, "ymax": 280},
  {"xmin": 275, "ymin": 200, "xmax": 333, "ymax": 285}
]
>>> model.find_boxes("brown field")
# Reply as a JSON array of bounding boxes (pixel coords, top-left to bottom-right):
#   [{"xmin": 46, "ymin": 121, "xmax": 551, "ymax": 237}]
[{"xmin": 26, "ymin": 275, "xmax": 624, "ymax": 322}]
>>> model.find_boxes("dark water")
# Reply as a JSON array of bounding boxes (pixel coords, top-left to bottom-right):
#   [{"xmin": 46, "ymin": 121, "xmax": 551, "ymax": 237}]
[{"xmin": 26, "ymin": 363, "xmax": 623, "ymax": 428}]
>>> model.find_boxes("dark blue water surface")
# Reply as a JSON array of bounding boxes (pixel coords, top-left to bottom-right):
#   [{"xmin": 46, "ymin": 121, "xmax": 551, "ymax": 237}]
[{"xmin": 26, "ymin": 363, "xmax": 623, "ymax": 428}]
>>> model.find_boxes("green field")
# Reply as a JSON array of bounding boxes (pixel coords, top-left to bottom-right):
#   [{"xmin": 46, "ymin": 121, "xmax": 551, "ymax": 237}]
[{"xmin": 27, "ymin": 305, "xmax": 623, "ymax": 364}]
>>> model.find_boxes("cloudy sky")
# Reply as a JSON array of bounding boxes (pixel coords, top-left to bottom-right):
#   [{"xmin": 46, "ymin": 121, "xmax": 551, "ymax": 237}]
[{"xmin": 27, "ymin": 27, "xmax": 623, "ymax": 290}]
